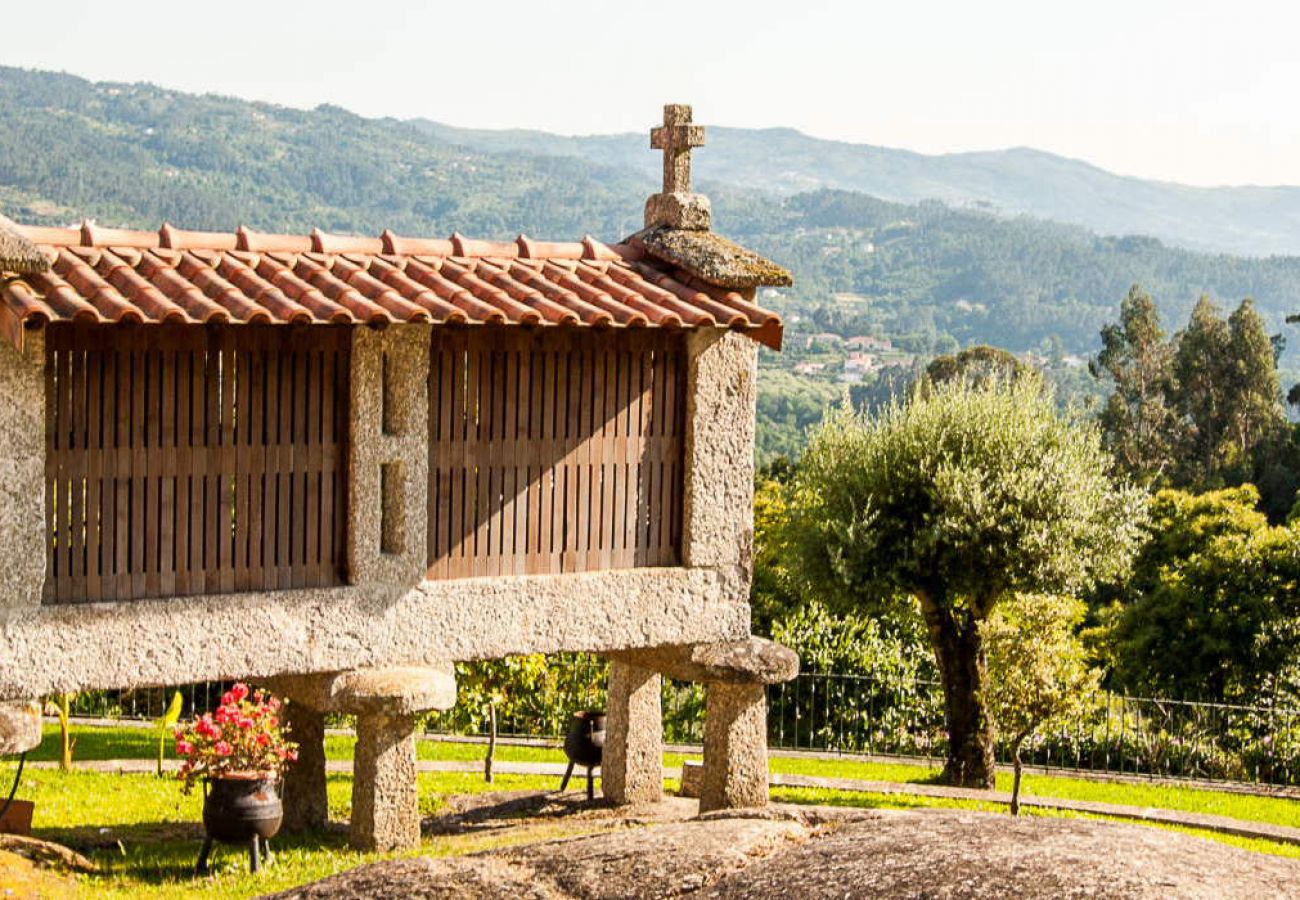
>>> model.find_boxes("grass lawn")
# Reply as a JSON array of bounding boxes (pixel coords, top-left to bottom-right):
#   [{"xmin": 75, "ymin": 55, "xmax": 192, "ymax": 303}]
[
  {"xmin": 34, "ymin": 723, "xmax": 1300, "ymax": 829},
  {"xmin": 7, "ymin": 767, "xmax": 601, "ymax": 899},
  {"xmin": 5, "ymin": 724, "xmax": 1300, "ymax": 896}
]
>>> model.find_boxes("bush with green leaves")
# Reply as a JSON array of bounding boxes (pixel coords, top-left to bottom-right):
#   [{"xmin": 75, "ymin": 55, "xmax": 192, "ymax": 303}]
[
  {"xmin": 783, "ymin": 378, "xmax": 1146, "ymax": 787},
  {"xmin": 985, "ymin": 593, "xmax": 1100, "ymax": 813},
  {"xmin": 769, "ymin": 602, "xmax": 940, "ymax": 754},
  {"xmin": 1106, "ymin": 486, "xmax": 1300, "ymax": 702}
]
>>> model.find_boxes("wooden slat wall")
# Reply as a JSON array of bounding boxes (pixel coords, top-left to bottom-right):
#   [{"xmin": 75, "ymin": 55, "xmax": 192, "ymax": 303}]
[
  {"xmin": 428, "ymin": 328, "xmax": 686, "ymax": 579},
  {"xmin": 43, "ymin": 324, "xmax": 350, "ymax": 604}
]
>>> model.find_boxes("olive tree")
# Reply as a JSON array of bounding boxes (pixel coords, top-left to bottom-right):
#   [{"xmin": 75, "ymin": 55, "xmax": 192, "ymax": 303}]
[
  {"xmin": 984, "ymin": 593, "xmax": 1099, "ymax": 813},
  {"xmin": 784, "ymin": 379, "xmax": 1145, "ymax": 787}
]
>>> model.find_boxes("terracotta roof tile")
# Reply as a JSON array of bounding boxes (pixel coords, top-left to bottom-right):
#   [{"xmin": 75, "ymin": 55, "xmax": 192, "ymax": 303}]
[{"xmin": 0, "ymin": 221, "xmax": 784, "ymax": 350}]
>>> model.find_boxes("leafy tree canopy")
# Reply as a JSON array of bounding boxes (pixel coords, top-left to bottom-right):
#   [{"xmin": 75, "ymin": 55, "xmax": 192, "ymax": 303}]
[{"xmin": 782, "ymin": 378, "xmax": 1145, "ymax": 786}]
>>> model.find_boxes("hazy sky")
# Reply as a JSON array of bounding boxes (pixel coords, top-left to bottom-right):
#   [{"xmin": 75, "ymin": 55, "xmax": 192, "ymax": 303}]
[{"xmin": 5, "ymin": 0, "xmax": 1295, "ymax": 187}]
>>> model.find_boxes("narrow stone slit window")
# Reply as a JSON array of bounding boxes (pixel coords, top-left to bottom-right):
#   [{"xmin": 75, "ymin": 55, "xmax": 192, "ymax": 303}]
[
  {"xmin": 381, "ymin": 352, "xmax": 400, "ymax": 436},
  {"xmin": 380, "ymin": 461, "xmax": 405, "ymax": 555}
]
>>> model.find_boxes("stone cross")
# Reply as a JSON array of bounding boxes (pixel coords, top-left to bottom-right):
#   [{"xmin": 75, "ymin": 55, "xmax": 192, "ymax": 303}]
[{"xmin": 651, "ymin": 104, "xmax": 706, "ymax": 195}]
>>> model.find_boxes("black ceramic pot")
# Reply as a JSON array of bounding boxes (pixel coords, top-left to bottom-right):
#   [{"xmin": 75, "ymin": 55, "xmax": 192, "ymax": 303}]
[
  {"xmin": 202, "ymin": 776, "xmax": 283, "ymax": 844},
  {"xmin": 564, "ymin": 710, "xmax": 606, "ymax": 768}
]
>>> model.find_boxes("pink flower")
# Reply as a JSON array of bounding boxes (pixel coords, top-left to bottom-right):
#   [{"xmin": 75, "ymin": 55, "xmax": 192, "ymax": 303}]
[
  {"xmin": 176, "ymin": 739, "xmax": 195, "ymax": 756},
  {"xmin": 221, "ymin": 691, "xmax": 235, "ymax": 707},
  {"xmin": 214, "ymin": 741, "xmax": 233, "ymax": 757},
  {"xmin": 230, "ymin": 683, "xmax": 250, "ymax": 702}
]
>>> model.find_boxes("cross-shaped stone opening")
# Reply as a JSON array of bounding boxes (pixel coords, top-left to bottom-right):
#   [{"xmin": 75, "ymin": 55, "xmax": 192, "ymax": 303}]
[{"xmin": 650, "ymin": 104, "xmax": 706, "ymax": 195}]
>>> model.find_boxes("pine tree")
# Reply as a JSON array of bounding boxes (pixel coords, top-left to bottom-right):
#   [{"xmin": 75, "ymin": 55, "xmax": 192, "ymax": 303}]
[
  {"xmin": 1090, "ymin": 285, "xmax": 1177, "ymax": 482},
  {"xmin": 1171, "ymin": 295, "xmax": 1234, "ymax": 485},
  {"xmin": 1225, "ymin": 299, "xmax": 1285, "ymax": 470}
]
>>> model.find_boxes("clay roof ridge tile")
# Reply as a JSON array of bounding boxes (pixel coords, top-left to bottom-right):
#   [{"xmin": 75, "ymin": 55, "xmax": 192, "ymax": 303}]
[
  {"xmin": 258, "ymin": 255, "xmax": 354, "ymax": 324},
  {"xmin": 138, "ymin": 251, "xmax": 231, "ymax": 324},
  {"xmin": 178, "ymin": 252, "xmax": 272, "ymax": 324},
  {"xmin": 365, "ymin": 257, "xmax": 467, "ymax": 324},
  {"xmin": 403, "ymin": 257, "xmax": 503, "ymax": 324},
  {"xmin": 216, "ymin": 253, "xmax": 314, "ymax": 324},
  {"xmin": 330, "ymin": 256, "xmax": 430, "ymax": 323},
  {"xmin": 95, "ymin": 248, "xmax": 191, "ymax": 324}
]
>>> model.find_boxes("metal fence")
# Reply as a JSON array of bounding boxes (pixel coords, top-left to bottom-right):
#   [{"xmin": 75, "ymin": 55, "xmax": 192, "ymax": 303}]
[
  {"xmin": 766, "ymin": 673, "xmax": 1300, "ymax": 785},
  {"xmin": 62, "ymin": 666, "xmax": 1300, "ymax": 787}
]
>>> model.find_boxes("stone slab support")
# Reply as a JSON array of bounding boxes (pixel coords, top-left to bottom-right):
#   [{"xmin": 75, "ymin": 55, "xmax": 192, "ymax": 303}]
[
  {"xmin": 700, "ymin": 681, "xmax": 769, "ymax": 812},
  {"xmin": 0, "ymin": 331, "xmax": 46, "ymax": 614},
  {"xmin": 602, "ymin": 660, "xmax": 664, "ymax": 804},
  {"xmin": 610, "ymin": 638, "xmax": 795, "ymax": 813},
  {"xmin": 351, "ymin": 709, "xmax": 420, "ymax": 851},
  {"xmin": 280, "ymin": 699, "xmax": 328, "ymax": 832},
  {"xmin": 264, "ymin": 665, "xmax": 455, "ymax": 851}
]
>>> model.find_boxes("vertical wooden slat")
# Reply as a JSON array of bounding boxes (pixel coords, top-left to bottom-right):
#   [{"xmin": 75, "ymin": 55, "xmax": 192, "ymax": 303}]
[
  {"xmin": 174, "ymin": 349, "xmax": 192, "ymax": 596},
  {"xmin": 128, "ymin": 340, "xmax": 146, "ymax": 598},
  {"xmin": 303, "ymin": 344, "xmax": 321, "ymax": 585},
  {"xmin": 84, "ymin": 346, "xmax": 103, "ymax": 599},
  {"xmin": 113, "ymin": 339, "xmax": 131, "ymax": 600},
  {"xmin": 527, "ymin": 340, "xmax": 546, "ymax": 575},
  {"xmin": 512, "ymin": 337, "xmax": 530, "ymax": 576},
  {"xmin": 42, "ymin": 337, "xmax": 56, "ymax": 603},
  {"xmin": 159, "ymin": 344, "xmax": 177, "ymax": 596},
  {"xmin": 318, "ymin": 336, "xmax": 336, "ymax": 581}
]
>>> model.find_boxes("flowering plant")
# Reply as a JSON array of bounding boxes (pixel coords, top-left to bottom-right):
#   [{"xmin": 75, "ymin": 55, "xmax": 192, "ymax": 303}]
[{"xmin": 174, "ymin": 683, "xmax": 298, "ymax": 792}]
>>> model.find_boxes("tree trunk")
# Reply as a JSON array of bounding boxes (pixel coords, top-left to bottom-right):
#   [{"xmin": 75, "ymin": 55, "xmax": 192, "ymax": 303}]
[
  {"xmin": 1010, "ymin": 739, "xmax": 1025, "ymax": 816},
  {"xmin": 58, "ymin": 694, "xmax": 75, "ymax": 773},
  {"xmin": 484, "ymin": 703, "xmax": 497, "ymax": 784},
  {"xmin": 920, "ymin": 597, "xmax": 996, "ymax": 789}
]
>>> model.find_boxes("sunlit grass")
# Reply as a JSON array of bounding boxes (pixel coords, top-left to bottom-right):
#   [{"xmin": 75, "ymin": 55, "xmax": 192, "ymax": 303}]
[
  {"xmin": 9, "ymin": 723, "xmax": 1300, "ymax": 897},
  {"xmin": 6, "ymin": 766, "xmax": 600, "ymax": 900}
]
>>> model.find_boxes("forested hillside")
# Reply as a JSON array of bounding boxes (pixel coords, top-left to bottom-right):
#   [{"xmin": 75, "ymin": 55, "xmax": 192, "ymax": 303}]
[{"xmin": 6, "ymin": 66, "xmax": 1300, "ymax": 461}]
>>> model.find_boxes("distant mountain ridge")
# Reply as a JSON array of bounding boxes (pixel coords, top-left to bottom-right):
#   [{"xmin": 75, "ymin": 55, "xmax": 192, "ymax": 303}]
[
  {"xmin": 412, "ymin": 120, "xmax": 1300, "ymax": 258},
  {"xmin": 7, "ymin": 65, "xmax": 1300, "ymax": 367}
]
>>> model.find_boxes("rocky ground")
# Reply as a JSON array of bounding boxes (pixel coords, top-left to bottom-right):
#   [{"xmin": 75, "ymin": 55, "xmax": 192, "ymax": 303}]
[
  {"xmin": 264, "ymin": 793, "xmax": 1300, "ymax": 899},
  {"xmin": 0, "ymin": 834, "xmax": 96, "ymax": 899}
]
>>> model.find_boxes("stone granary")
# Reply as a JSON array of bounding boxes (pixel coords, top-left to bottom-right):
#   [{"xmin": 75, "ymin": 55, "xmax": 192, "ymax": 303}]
[{"xmin": 0, "ymin": 104, "xmax": 797, "ymax": 849}]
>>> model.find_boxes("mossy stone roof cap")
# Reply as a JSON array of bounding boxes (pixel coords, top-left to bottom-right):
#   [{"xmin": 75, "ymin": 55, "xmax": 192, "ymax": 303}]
[
  {"xmin": 636, "ymin": 227, "xmax": 793, "ymax": 290},
  {"xmin": 0, "ymin": 214, "xmax": 49, "ymax": 275}
]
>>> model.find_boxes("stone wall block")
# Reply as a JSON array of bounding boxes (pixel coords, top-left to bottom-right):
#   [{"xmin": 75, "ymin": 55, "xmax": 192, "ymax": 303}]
[
  {"xmin": 681, "ymin": 330, "xmax": 757, "ymax": 572},
  {"xmin": 348, "ymin": 325, "xmax": 430, "ymax": 587},
  {"xmin": 0, "ymin": 333, "xmax": 45, "ymax": 612},
  {"xmin": 603, "ymin": 660, "xmax": 664, "ymax": 804}
]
